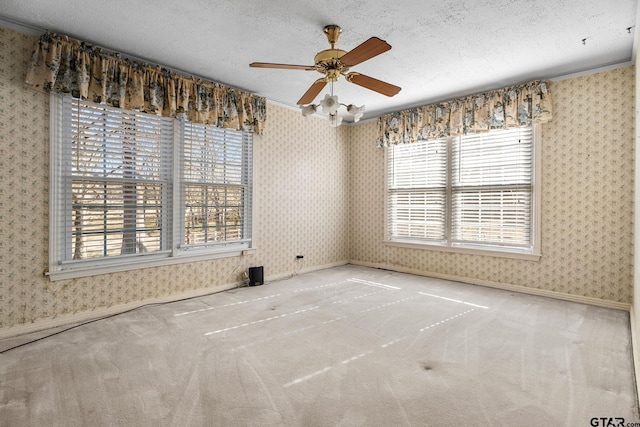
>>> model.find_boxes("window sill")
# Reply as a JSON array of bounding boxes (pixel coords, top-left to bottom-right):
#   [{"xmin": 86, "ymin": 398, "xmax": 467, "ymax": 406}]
[
  {"xmin": 47, "ymin": 248, "xmax": 254, "ymax": 281},
  {"xmin": 383, "ymin": 240, "xmax": 541, "ymax": 261}
]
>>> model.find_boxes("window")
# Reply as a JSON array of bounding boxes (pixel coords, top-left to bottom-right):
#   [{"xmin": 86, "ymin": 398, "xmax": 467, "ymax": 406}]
[
  {"xmin": 386, "ymin": 126, "xmax": 539, "ymax": 259},
  {"xmin": 49, "ymin": 95, "xmax": 253, "ymax": 279},
  {"xmin": 181, "ymin": 122, "xmax": 252, "ymax": 248}
]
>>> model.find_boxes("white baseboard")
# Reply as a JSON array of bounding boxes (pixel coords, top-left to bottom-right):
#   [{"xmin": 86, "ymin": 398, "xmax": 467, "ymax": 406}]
[
  {"xmin": 266, "ymin": 260, "xmax": 350, "ymax": 282},
  {"xmin": 0, "ymin": 282, "xmax": 242, "ymax": 340},
  {"xmin": 349, "ymin": 260, "xmax": 631, "ymax": 311},
  {"xmin": 630, "ymin": 307, "xmax": 640, "ymax": 409},
  {"xmin": 0, "ymin": 261, "xmax": 351, "ymax": 340},
  {"xmin": 2, "ymin": 259, "xmax": 628, "ymax": 340}
]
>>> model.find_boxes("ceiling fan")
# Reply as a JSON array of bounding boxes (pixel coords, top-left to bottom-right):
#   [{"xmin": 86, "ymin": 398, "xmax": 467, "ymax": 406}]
[{"xmin": 250, "ymin": 25, "xmax": 401, "ymax": 106}]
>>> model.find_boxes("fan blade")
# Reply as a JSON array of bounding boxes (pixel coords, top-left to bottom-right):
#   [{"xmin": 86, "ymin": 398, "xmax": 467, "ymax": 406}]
[
  {"xmin": 345, "ymin": 72, "xmax": 401, "ymax": 97},
  {"xmin": 297, "ymin": 79, "xmax": 327, "ymax": 105},
  {"xmin": 250, "ymin": 62, "xmax": 316, "ymax": 71},
  {"xmin": 339, "ymin": 37, "xmax": 391, "ymax": 67}
]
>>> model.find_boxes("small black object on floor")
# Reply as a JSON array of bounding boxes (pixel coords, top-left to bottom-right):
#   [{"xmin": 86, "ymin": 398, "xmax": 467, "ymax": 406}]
[{"xmin": 248, "ymin": 266, "xmax": 264, "ymax": 286}]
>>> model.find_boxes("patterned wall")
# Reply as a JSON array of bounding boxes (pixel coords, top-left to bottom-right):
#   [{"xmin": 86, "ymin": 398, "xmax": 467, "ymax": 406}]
[
  {"xmin": 0, "ymin": 24, "xmax": 634, "ymax": 333},
  {"xmin": 349, "ymin": 66, "xmax": 635, "ymax": 303},
  {"xmin": 0, "ymin": 27, "xmax": 349, "ymax": 331},
  {"xmin": 252, "ymin": 104, "xmax": 350, "ymax": 274}
]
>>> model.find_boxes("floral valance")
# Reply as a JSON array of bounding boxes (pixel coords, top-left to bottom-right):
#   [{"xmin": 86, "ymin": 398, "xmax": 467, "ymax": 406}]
[
  {"xmin": 25, "ymin": 32, "xmax": 266, "ymax": 134},
  {"xmin": 377, "ymin": 80, "xmax": 552, "ymax": 147}
]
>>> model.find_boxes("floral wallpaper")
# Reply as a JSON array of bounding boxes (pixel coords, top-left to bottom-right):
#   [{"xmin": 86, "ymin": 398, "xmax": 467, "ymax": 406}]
[
  {"xmin": 0, "ymin": 26, "xmax": 349, "ymax": 332},
  {"xmin": 0, "ymin": 24, "xmax": 634, "ymax": 335},
  {"xmin": 349, "ymin": 66, "xmax": 634, "ymax": 303},
  {"xmin": 252, "ymin": 106, "xmax": 350, "ymax": 274}
]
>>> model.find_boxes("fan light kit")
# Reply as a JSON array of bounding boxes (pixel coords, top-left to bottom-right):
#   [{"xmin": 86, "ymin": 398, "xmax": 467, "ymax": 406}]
[{"xmin": 250, "ymin": 25, "xmax": 401, "ymax": 126}]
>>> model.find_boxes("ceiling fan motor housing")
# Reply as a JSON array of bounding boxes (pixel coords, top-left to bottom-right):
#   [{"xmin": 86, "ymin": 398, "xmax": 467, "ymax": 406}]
[{"xmin": 314, "ymin": 49, "xmax": 349, "ymax": 81}]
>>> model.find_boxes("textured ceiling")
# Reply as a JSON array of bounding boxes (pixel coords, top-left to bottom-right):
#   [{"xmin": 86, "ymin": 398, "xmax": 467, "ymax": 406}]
[{"xmin": 0, "ymin": 0, "xmax": 638, "ymax": 122}]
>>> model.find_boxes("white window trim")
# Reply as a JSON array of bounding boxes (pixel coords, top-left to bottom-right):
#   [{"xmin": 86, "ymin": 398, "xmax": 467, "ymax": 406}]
[
  {"xmin": 384, "ymin": 124, "xmax": 542, "ymax": 261},
  {"xmin": 47, "ymin": 246, "xmax": 249, "ymax": 281},
  {"xmin": 47, "ymin": 94, "xmax": 254, "ymax": 281}
]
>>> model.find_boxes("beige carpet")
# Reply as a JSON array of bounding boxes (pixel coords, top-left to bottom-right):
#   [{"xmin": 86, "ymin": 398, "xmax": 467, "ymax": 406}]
[{"xmin": 1, "ymin": 265, "xmax": 638, "ymax": 426}]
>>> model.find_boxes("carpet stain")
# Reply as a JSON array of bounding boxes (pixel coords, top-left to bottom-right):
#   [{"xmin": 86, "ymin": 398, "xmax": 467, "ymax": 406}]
[{"xmin": 419, "ymin": 362, "xmax": 433, "ymax": 371}]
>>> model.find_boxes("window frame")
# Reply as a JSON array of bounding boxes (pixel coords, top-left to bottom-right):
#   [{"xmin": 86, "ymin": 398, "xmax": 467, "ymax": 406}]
[
  {"xmin": 384, "ymin": 125, "xmax": 541, "ymax": 261},
  {"xmin": 48, "ymin": 94, "xmax": 254, "ymax": 281},
  {"xmin": 177, "ymin": 120, "xmax": 253, "ymax": 253}
]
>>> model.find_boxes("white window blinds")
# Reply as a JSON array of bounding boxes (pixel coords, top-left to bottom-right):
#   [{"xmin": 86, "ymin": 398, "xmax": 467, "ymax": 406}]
[
  {"xmin": 49, "ymin": 94, "xmax": 253, "ymax": 279},
  {"xmin": 387, "ymin": 126, "xmax": 535, "ymax": 254},
  {"xmin": 182, "ymin": 123, "xmax": 252, "ymax": 248},
  {"xmin": 387, "ymin": 139, "xmax": 447, "ymax": 241},
  {"xmin": 452, "ymin": 127, "xmax": 533, "ymax": 247},
  {"xmin": 61, "ymin": 97, "xmax": 173, "ymax": 261}
]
